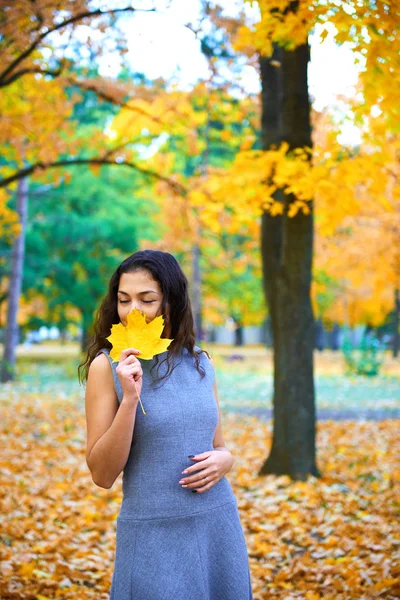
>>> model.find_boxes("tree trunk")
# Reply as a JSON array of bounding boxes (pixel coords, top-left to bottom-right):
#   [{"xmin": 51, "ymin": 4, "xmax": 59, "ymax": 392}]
[
  {"xmin": 258, "ymin": 41, "xmax": 321, "ymax": 480},
  {"xmin": 330, "ymin": 323, "xmax": 341, "ymax": 351},
  {"xmin": 234, "ymin": 320, "xmax": 244, "ymax": 346},
  {"xmin": 394, "ymin": 288, "xmax": 399, "ymax": 358},
  {"xmin": 1, "ymin": 178, "xmax": 28, "ymax": 382}
]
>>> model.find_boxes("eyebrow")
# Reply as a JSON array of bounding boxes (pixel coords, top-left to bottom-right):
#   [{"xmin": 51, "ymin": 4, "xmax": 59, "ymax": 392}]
[{"xmin": 118, "ymin": 290, "xmax": 159, "ymax": 296}]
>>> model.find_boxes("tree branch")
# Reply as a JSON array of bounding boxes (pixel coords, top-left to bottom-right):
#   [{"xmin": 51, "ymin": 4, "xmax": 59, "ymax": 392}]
[
  {"xmin": 67, "ymin": 77, "xmax": 164, "ymax": 125},
  {"xmin": 0, "ymin": 5, "xmax": 156, "ymax": 88},
  {"xmin": 0, "ymin": 66, "xmax": 64, "ymax": 88},
  {"xmin": 0, "ymin": 157, "xmax": 186, "ymax": 196}
]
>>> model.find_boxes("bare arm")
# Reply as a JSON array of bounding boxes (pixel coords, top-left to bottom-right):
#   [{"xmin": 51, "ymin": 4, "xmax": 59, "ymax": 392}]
[{"xmin": 85, "ymin": 350, "xmax": 142, "ymax": 489}]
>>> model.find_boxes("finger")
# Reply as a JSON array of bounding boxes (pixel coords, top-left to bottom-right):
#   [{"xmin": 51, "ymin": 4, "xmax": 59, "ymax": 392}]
[
  {"xmin": 119, "ymin": 348, "xmax": 141, "ymax": 361},
  {"xmin": 182, "ymin": 458, "xmax": 211, "ymax": 475},
  {"xmin": 117, "ymin": 364, "xmax": 143, "ymax": 380},
  {"xmin": 117, "ymin": 360, "xmax": 141, "ymax": 373},
  {"xmin": 188, "ymin": 451, "xmax": 213, "ymax": 461},
  {"xmin": 121, "ymin": 354, "xmax": 140, "ymax": 366},
  {"xmin": 193, "ymin": 479, "xmax": 214, "ymax": 494},
  {"xmin": 179, "ymin": 469, "xmax": 213, "ymax": 487},
  {"xmin": 120, "ymin": 365, "xmax": 143, "ymax": 378}
]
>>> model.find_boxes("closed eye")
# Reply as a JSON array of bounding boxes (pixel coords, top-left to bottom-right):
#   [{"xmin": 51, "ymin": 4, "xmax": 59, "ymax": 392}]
[{"xmin": 118, "ymin": 300, "xmax": 155, "ymax": 304}]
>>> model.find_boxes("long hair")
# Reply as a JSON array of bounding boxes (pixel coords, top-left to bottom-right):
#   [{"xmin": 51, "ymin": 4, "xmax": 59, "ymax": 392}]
[{"xmin": 78, "ymin": 249, "xmax": 209, "ymax": 385}]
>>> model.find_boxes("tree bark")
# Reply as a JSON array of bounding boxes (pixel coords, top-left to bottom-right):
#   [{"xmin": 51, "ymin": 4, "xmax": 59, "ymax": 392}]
[
  {"xmin": 1, "ymin": 178, "xmax": 28, "ymax": 382},
  {"xmin": 258, "ymin": 41, "xmax": 321, "ymax": 480}
]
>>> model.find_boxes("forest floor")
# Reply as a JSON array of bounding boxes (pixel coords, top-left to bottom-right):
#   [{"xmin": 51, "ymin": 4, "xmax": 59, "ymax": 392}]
[{"xmin": 0, "ymin": 344, "xmax": 399, "ymax": 599}]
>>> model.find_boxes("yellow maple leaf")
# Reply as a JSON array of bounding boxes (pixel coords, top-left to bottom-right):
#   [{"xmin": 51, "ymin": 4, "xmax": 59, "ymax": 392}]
[{"xmin": 106, "ymin": 308, "xmax": 173, "ymax": 362}]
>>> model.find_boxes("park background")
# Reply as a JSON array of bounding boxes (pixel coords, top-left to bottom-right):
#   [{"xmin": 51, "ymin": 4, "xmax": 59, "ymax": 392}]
[{"xmin": 1, "ymin": 1, "xmax": 400, "ymax": 599}]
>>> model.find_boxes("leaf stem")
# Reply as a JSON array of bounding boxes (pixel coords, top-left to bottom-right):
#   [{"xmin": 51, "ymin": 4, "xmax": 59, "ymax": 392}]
[{"xmin": 134, "ymin": 381, "xmax": 146, "ymax": 415}]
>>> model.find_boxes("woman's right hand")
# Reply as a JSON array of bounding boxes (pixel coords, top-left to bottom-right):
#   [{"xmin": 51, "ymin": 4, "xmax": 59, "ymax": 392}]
[{"xmin": 116, "ymin": 348, "xmax": 143, "ymax": 402}]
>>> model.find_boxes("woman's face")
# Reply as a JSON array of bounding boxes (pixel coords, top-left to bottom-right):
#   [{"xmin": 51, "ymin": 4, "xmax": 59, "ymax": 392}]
[{"xmin": 117, "ymin": 269, "xmax": 169, "ymax": 332}]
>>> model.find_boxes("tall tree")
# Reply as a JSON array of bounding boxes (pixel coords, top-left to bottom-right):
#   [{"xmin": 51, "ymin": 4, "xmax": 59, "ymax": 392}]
[{"xmin": 258, "ymin": 39, "xmax": 320, "ymax": 478}]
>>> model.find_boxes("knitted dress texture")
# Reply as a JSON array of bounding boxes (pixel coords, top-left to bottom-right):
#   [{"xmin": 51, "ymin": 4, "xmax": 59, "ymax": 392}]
[{"xmin": 98, "ymin": 346, "xmax": 253, "ymax": 600}]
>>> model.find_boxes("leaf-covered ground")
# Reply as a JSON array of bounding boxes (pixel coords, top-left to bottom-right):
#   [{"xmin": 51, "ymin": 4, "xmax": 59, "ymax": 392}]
[
  {"xmin": 1, "ymin": 394, "xmax": 400, "ymax": 598},
  {"xmin": 1, "ymin": 347, "xmax": 399, "ymax": 599}
]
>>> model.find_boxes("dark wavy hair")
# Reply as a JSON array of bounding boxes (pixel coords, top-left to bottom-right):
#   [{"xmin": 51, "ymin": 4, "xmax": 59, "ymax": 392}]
[{"xmin": 78, "ymin": 249, "xmax": 209, "ymax": 385}]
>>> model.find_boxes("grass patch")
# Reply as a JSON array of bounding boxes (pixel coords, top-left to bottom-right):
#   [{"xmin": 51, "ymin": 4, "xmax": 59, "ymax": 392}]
[{"xmin": 2, "ymin": 350, "xmax": 399, "ymax": 416}]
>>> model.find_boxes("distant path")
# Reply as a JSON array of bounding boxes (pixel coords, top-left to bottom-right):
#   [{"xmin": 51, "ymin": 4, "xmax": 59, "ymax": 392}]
[{"xmin": 223, "ymin": 406, "xmax": 400, "ymax": 421}]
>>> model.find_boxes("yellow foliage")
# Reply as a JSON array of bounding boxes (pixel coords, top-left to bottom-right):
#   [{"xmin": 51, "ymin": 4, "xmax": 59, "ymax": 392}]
[
  {"xmin": 106, "ymin": 308, "xmax": 173, "ymax": 362},
  {"xmin": 0, "ymin": 76, "xmax": 76, "ymax": 177},
  {"xmin": 234, "ymin": 2, "xmax": 400, "ymax": 133},
  {"xmin": 0, "ymin": 189, "xmax": 20, "ymax": 239}
]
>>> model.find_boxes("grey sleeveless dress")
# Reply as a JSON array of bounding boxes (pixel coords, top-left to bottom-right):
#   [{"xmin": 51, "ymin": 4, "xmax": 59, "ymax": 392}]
[{"xmin": 98, "ymin": 345, "xmax": 253, "ymax": 600}]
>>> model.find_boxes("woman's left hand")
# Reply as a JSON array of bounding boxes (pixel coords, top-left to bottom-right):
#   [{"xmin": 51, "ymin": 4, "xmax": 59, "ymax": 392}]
[{"xmin": 178, "ymin": 450, "xmax": 234, "ymax": 494}]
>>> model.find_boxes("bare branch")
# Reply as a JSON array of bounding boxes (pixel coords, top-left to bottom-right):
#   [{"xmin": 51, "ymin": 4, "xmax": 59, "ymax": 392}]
[
  {"xmin": 0, "ymin": 158, "xmax": 186, "ymax": 196},
  {"xmin": 68, "ymin": 77, "xmax": 164, "ymax": 125},
  {"xmin": 0, "ymin": 66, "xmax": 64, "ymax": 88},
  {"xmin": 0, "ymin": 5, "xmax": 156, "ymax": 88}
]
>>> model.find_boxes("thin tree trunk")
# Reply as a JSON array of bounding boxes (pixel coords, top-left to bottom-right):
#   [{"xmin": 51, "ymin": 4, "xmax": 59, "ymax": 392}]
[
  {"xmin": 258, "ymin": 40, "xmax": 321, "ymax": 480},
  {"xmin": 331, "ymin": 323, "xmax": 341, "ymax": 351},
  {"xmin": 191, "ymin": 112, "xmax": 210, "ymax": 342},
  {"xmin": 234, "ymin": 319, "xmax": 244, "ymax": 346},
  {"xmin": 1, "ymin": 178, "xmax": 28, "ymax": 382},
  {"xmin": 394, "ymin": 288, "xmax": 400, "ymax": 358}
]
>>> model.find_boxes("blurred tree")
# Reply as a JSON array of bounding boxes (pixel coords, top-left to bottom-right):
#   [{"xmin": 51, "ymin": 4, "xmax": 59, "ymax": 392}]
[
  {"xmin": 111, "ymin": 80, "xmax": 264, "ymax": 336},
  {"xmin": 0, "ymin": 2, "xmax": 183, "ymax": 195},
  {"xmin": 0, "ymin": 75, "xmax": 160, "ymax": 380},
  {"xmin": 0, "ymin": 1, "xmax": 181, "ymax": 380},
  {"xmin": 22, "ymin": 164, "xmax": 158, "ymax": 353}
]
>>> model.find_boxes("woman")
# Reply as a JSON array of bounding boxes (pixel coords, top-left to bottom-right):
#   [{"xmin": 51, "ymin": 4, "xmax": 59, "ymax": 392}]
[{"xmin": 79, "ymin": 249, "xmax": 253, "ymax": 599}]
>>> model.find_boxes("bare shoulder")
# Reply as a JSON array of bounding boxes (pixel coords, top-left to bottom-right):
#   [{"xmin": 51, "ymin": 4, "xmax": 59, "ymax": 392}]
[
  {"xmin": 88, "ymin": 351, "xmax": 111, "ymax": 374},
  {"xmin": 86, "ymin": 351, "xmax": 116, "ymax": 397}
]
